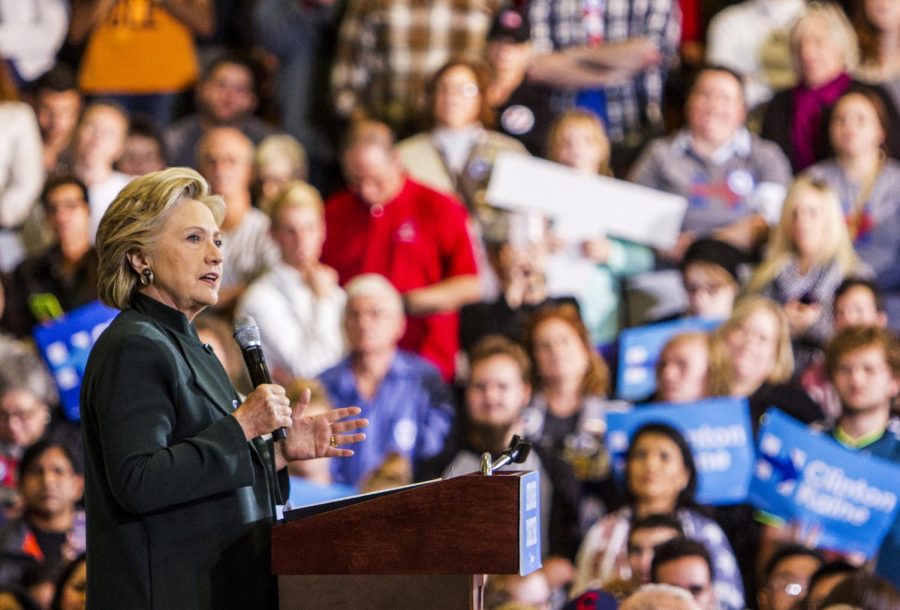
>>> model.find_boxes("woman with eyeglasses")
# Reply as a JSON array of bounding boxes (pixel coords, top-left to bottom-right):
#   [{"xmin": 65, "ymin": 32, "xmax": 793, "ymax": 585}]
[
  {"xmin": 571, "ymin": 423, "xmax": 744, "ymax": 610},
  {"xmin": 396, "ymin": 57, "xmax": 529, "ymax": 221}
]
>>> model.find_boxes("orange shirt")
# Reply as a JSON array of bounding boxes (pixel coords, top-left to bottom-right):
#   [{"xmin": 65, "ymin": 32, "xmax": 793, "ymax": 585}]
[{"xmin": 79, "ymin": 0, "xmax": 198, "ymax": 94}]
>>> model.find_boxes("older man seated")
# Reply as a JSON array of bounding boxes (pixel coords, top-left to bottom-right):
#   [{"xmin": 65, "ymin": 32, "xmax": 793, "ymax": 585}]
[{"xmin": 318, "ymin": 274, "xmax": 455, "ymax": 487}]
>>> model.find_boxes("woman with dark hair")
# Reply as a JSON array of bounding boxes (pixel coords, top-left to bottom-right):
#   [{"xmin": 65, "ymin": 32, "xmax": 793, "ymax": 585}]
[
  {"xmin": 819, "ymin": 571, "xmax": 899, "ymax": 610},
  {"xmin": 571, "ymin": 423, "xmax": 744, "ymax": 610},
  {"xmin": 50, "ymin": 553, "xmax": 85, "ymax": 610},
  {"xmin": 804, "ymin": 89, "xmax": 900, "ymax": 330},
  {"xmin": 395, "ymin": 56, "xmax": 529, "ymax": 220},
  {"xmin": 854, "ymin": 0, "xmax": 900, "ymax": 110}
]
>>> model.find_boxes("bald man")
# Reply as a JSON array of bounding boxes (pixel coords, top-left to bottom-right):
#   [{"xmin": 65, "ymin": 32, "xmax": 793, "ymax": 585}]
[{"xmin": 197, "ymin": 127, "xmax": 278, "ymax": 309}]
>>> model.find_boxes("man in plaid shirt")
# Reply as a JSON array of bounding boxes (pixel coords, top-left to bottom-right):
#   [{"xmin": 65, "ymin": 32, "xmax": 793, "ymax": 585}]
[
  {"xmin": 526, "ymin": 0, "xmax": 681, "ymax": 145},
  {"xmin": 330, "ymin": 0, "xmax": 503, "ymax": 137}
]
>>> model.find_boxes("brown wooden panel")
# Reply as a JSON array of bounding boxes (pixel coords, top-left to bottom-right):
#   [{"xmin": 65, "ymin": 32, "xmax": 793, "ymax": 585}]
[{"xmin": 272, "ymin": 472, "xmax": 527, "ymax": 575}]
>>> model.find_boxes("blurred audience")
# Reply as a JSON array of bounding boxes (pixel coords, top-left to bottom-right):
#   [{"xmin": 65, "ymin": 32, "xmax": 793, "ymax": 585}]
[
  {"xmin": 522, "ymin": 304, "xmax": 626, "ymax": 510},
  {"xmin": 440, "ymin": 335, "xmax": 581, "ymax": 559},
  {"xmin": 0, "ymin": 1, "xmax": 68, "ymax": 89},
  {"xmin": 0, "ymin": 442, "xmax": 84, "ymax": 590},
  {"xmin": 805, "ymin": 89, "xmax": 900, "ymax": 329},
  {"xmin": 746, "ymin": 176, "xmax": 870, "ymax": 371},
  {"xmin": 70, "ymin": 102, "xmax": 131, "ymax": 241},
  {"xmin": 854, "ymin": 0, "xmax": 900, "ymax": 110},
  {"xmin": 5, "ymin": 177, "xmax": 98, "ymax": 338},
  {"xmin": 253, "ymin": 134, "xmax": 308, "ymax": 214},
  {"xmin": 544, "ymin": 110, "xmax": 654, "ymax": 345},
  {"xmin": 396, "ymin": 57, "xmax": 528, "ymax": 220},
  {"xmin": 573, "ymin": 424, "xmax": 744, "ymax": 609},
  {"xmin": 761, "ymin": 2, "xmax": 900, "ymax": 173},
  {"xmin": 115, "ymin": 116, "xmax": 167, "ymax": 177},
  {"xmin": 252, "ymin": 0, "xmax": 342, "ymax": 191},
  {"xmin": 757, "ymin": 544, "xmax": 824, "ymax": 610},
  {"xmin": 165, "ymin": 54, "xmax": 276, "ymax": 169},
  {"xmin": 69, "ymin": 0, "xmax": 213, "ymax": 126},
  {"xmin": 318, "ymin": 274, "xmax": 455, "ymax": 486},
  {"xmin": 630, "ymin": 64, "xmax": 792, "ymax": 262},
  {"xmin": 321, "ymin": 120, "xmax": 480, "ymax": 381},
  {"xmin": 485, "ymin": 7, "xmax": 555, "ymax": 157},
  {"xmin": 236, "ymin": 181, "xmax": 345, "ymax": 381},
  {"xmin": 650, "ymin": 537, "xmax": 717, "ymax": 610},
  {"xmin": 705, "ymin": 0, "xmax": 804, "ymax": 109},
  {"xmin": 709, "ymin": 295, "xmax": 824, "ymax": 431},
  {"xmin": 196, "ymin": 126, "xmax": 279, "ymax": 311},
  {"xmin": 330, "ymin": 0, "xmax": 501, "ymax": 137},
  {"xmin": 27, "ymin": 65, "xmax": 81, "ymax": 176},
  {"xmin": 680, "ymin": 238, "xmax": 749, "ymax": 321},
  {"xmin": 0, "ymin": 62, "xmax": 44, "ymax": 272}
]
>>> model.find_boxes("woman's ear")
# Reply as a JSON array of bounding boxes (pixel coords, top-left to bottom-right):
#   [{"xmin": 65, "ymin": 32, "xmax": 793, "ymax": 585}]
[{"xmin": 125, "ymin": 248, "xmax": 150, "ymax": 275}]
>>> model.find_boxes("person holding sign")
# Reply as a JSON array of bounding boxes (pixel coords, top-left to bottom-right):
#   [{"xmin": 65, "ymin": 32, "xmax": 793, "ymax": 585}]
[
  {"xmin": 759, "ymin": 325, "xmax": 900, "ymax": 589},
  {"xmin": 572, "ymin": 423, "xmax": 744, "ymax": 609}
]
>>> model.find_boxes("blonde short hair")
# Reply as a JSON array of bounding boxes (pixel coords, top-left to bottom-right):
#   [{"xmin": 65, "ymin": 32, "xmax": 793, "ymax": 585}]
[
  {"xmin": 790, "ymin": 2, "xmax": 860, "ymax": 74},
  {"xmin": 96, "ymin": 167, "xmax": 225, "ymax": 309},
  {"xmin": 268, "ymin": 180, "xmax": 323, "ymax": 227},
  {"xmin": 710, "ymin": 295, "xmax": 794, "ymax": 388},
  {"xmin": 255, "ymin": 134, "xmax": 308, "ymax": 182}
]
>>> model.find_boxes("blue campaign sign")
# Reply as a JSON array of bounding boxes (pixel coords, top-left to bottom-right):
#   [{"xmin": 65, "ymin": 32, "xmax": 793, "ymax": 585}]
[
  {"xmin": 606, "ymin": 397, "xmax": 755, "ymax": 505},
  {"xmin": 32, "ymin": 301, "xmax": 119, "ymax": 422},
  {"xmin": 519, "ymin": 470, "xmax": 542, "ymax": 575},
  {"xmin": 750, "ymin": 409, "xmax": 900, "ymax": 559},
  {"xmin": 616, "ymin": 317, "xmax": 722, "ymax": 401}
]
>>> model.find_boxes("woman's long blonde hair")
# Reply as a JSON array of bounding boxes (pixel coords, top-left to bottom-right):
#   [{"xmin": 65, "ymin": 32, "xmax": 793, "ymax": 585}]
[{"xmin": 746, "ymin": 176, "xmax": 861, "ymax": 293}]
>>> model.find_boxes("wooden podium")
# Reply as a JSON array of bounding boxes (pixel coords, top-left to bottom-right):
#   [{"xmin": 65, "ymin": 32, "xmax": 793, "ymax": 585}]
[{"xmin": 272, "ymin": 471, "xmax": 542, "ymax": 610}]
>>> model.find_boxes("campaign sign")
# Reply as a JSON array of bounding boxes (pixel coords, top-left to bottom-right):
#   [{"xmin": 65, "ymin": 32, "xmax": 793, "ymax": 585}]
[
  {"xmin": 32, "ymin": 301, "xmax": 119, "ymax": 422},
  {"xmin": 750, "ymin": 409, "xmax": 900, "ymax": 559},
  {"xmin": 616, "ymin": 317, "xmax": 722, "ymax": 401},
  {"xmin": 519, "ymin": 470, "xmax": 542, "ymax": 575},
  {"xmin": 606, "ymin": 397, "xmax": 754, "ymax": 505}
]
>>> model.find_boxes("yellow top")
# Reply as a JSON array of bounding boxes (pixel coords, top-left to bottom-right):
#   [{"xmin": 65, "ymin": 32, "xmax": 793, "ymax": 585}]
[{"xmin": 79, "ymin": 0, "xmax": 198, "ymax": 94}]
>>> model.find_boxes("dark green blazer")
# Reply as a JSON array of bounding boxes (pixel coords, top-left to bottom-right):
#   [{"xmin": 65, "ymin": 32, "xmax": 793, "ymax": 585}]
[{"xmin": 81, "ymin": 293, "xmax": 281, "ymax": 609}]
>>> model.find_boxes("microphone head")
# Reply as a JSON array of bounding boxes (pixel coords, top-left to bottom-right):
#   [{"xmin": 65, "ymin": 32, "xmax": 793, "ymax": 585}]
[
  {"xmin": 513, "ymin": 442, "xmax": 531, "ymax": 464},
  {"xmin": 232, "ymin": 315, "xmax": 261, "ymax": 348}
]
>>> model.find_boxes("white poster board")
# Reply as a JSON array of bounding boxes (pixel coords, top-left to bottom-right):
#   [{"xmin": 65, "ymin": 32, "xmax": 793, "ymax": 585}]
[{"xmin": 485, "ymin": 153, "xmax": 687, "ymax": 250}]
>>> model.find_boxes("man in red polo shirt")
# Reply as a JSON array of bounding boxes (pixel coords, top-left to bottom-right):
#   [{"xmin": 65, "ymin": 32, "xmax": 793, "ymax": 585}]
[{"xmin": 321, "ymin": 121, "xmax": 481, "ymax": 381}]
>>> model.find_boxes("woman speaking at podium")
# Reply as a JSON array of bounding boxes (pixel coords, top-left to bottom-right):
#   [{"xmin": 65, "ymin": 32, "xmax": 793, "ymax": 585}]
[{"xmin": 80, "ymin": 168, "xmax": 366, "ymax": 609}]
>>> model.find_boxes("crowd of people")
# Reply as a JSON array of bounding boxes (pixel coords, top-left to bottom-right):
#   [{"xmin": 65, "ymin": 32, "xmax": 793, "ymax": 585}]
[{"xmin": 0, "ymin": 0, "xmax": 899, "ymax": 609}]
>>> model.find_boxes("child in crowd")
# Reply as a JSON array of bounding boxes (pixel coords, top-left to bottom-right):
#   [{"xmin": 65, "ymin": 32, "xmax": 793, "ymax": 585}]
[{"xmin": 543, "ymin": 110, "xmax": 655, "ymax": 346}]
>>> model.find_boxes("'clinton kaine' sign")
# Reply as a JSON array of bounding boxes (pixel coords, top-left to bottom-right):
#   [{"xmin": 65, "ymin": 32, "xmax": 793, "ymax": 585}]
[{"xmin": 607, "ymin": 397, "xmax": 754, "ymax": 505}]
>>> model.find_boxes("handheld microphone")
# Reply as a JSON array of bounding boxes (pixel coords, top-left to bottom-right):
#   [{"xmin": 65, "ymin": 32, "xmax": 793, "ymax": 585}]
[{"xmin": 232, "ymin": 315, "xmax": 287, "ymax": 441}]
